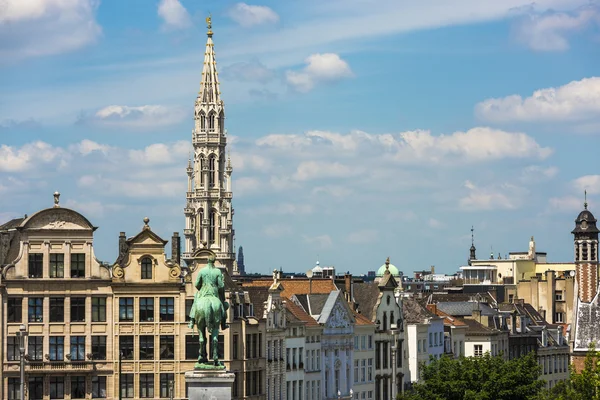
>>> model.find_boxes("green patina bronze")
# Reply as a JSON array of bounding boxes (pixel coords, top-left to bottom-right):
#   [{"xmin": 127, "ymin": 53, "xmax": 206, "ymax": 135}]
[{"xmin": 188, "ymin": 254, "xmax": 229, "ymax": 369}]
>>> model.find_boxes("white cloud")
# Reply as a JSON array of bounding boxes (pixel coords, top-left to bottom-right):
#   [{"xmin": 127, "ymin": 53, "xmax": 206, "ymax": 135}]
[
  {"xmin": 548, "ymin": 196, "xmax": 584, "ymax": 213},
  {"xmin": 573, "ymin": 175, "xmax": 600, "ymax": 195},
  {"xmin": 231, "ymin": 152, "xmax": 272, "ymax": 172},
  {"xmin": 294, "ymin": 161, "xmax": 363, "ymax": 181},
  {"xmin": 257, "ymin": 128, "xmax": 551, "ymax": 164},
  {"xmin": 520, "ymin": 165, "xmax": 559, "ymax": 183},
  {"xmin": 312, "ymin": 186, "xmax": 353, "ymax": 198},
  {"xmin": 157, "ymin": 0, "xmax": 192, "ymax": 31},
  {"xmin": 475, "ymin": 77, "xmax": 600, "ymax": 123},
  {"xmin": 346, "ymin": 229, "xmax": 378, "ymax": 244},
  {"xmin": 263, "ymin": 224, "xmax": 293, "ymax": 238},
  {"xmin": 228, "ymin": 3, "xmax": 279, "ymax": 27},
  {"xmin": 459, "ymin": 180, "xmax": 526, "ymax": 211},
  {"xmin": 0, "ymin": 141, "xmax": 67, "ymax": 172},
  {"xmin": 286, "ymin": 53, "xmax": 353, "ymax": 92},
  {"xmin": 72, "ymin": 140, "xmax": 110, "ymax": 156},
  {"xmin": 128, "ymin": 141, "xmax": 190, "ymax": 165},
  {"xmin": 221, "ymin": 60, "xmax": 276, "ymax": 83},
  {"xmin": 428, "ymin": 218, "xmax": 445, "ymax": 229},
  {"xmin": 87, "ymin": 105, "xmax": 186, "ymax": 128},
  {"xmin": 0, "ymin": 0, "xmax": 101, "ymax": 61},
  {"xmin": 303, "ymin": 234, "xmax": 333, "ymax": 249},
  {"xmin": 514, "ymin": 7, "xmax": 599, "ymax": 51}
]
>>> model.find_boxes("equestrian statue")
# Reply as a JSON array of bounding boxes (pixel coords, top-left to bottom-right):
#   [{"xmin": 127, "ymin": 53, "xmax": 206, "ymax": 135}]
[{"xmin": 188, "ymin": 253, "xmax": 229, "ymax": 369}]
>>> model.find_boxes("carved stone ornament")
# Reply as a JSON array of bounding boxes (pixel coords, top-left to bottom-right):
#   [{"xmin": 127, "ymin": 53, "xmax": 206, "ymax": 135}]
[
  {"xmin": 169, "ymin": 266, "xmax": 181, "ymax": 279},
  {"xmin": 113, "ymin": 265, "xmax": 125, "ymax": 279},
  {"xmin": 328, "ymin": 303, "xmax": 350, "ymax": 329},
  {"xmin": 27, "ymin": 209, "xmax": 91, "ymax": 230}
]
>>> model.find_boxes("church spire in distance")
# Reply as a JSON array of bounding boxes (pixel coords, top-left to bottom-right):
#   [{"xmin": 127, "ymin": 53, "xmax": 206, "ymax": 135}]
[{"xmin": 183, "ymin": 16, "xmax": 236, "ymax": 275}]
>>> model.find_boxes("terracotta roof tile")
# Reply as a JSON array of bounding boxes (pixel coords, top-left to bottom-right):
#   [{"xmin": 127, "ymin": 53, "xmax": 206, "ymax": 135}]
[
  {"xmin": 285, "ymin": 299, "xmax": 319, "ymax": 327},
  {"xmin": 427, "ymin": 305, "xmax": 467, "ymax": 327},
  {"xmin": 353, "ymin": 309, "xmax": 376, "ymax": 326},
  {"xmin": 240, "ymin": 278, "xmax": 337, "ymax": 300}
]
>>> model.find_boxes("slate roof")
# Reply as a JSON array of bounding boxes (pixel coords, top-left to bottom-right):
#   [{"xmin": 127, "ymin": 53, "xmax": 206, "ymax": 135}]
[
  {"xmin": 244, "ymin": 286, "xmax": 269, "ymax": 320},
  {"xmin": 428, "ymin": 292, "xmax": 496, "ymax": 305},
  {"xmin": 0, "ymin": 217, "xmax": 24, "ymax": 230},
  {"xmin": 426, "ymin": 305, "xmax": 467, "ymax": 327},
  {"xmin": 317, "ymin": 291, "xmax": 355, "ymax": 325},
  {"xmin": 436, "ymin": 301, "xmax": 497, "ymax": 317},
  {"xmin": 353, "ymin": 309, "xmax": 376, "ymax": 326},
  {"xmin": 460, "ymin": 318, "xmax": 503, "ymax": 336},
  {"xmin": 403, "ymin": 296, "xmax": 437, "ymax": 323},
  {"xmin": 353, "ymin": 282, "xmax": 380, "ymax": 321}
]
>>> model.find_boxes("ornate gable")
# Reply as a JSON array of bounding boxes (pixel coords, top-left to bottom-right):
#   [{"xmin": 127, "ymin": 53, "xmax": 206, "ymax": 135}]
[
  {"xmin": 319, "ymin": 291, "xmax": 355, "ymax": 331},
  {"xmin": 22, "ymin": 208, "xmax": 96, "ymax": 231}
]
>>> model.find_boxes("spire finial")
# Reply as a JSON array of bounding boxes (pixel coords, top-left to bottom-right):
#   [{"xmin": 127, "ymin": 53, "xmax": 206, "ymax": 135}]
[
  {"xmin": 471, "ymin": 225, "xmax": 474, "ymax": 246},
  {"xmin": 584, "ymin": 190, "xmax": 588, "ymax": 210},
  {"xmin": 206, "ymin": 14, "xmax": 213, "ymax": 37},
  {"xmin": 143, "ymin": 217, "xmax": 150, "ymax": 229}
]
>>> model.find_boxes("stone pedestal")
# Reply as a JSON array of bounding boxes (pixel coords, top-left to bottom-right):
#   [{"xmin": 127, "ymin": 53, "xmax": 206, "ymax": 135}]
[{"xmin": 185, "ymin": 369, "xmax": 235, "ymax": 400}]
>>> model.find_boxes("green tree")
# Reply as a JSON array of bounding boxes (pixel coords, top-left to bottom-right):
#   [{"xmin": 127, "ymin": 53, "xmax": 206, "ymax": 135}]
[
  {"xmin": 536, "ymin": 344, "xmax": 600, "ymax": 400},
  {"xmin": 398, "ymin": 352, "xmax": 544, "ymax": 400}
]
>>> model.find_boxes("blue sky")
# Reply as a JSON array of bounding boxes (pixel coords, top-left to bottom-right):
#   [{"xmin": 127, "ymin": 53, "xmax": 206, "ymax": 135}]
[{"xmin": 1, "ymin": 0, "xmax": 599, "ymax": 275}]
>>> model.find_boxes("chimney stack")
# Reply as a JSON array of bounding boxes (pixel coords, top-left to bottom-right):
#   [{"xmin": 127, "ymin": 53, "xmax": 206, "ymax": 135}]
[
  {"xmin": 118, "ymin": 232, "xmax": 127, "ymax": 259},
  {"xmin": 171, "ymin": 232, "xmax": 181, "ymax": 264}
]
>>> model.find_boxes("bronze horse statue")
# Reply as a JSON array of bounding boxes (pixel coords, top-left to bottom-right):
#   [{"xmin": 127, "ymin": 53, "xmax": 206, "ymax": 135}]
[{"xmin": 188, "ymin": 254, "xmax": 229, "ymax": 368}]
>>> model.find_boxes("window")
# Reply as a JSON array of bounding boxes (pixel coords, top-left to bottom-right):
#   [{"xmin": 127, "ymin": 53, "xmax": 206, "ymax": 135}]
[
  {"xmin": 354, "ymin": 336, "xmax": 359, "ymax": 350},
  {"xmin": 8, "ymin": 378, "xmax": 20, "ymax": 400},
  {"xmin": 354, "ymin": 359, "xmax": 359, "ymax": 383},
  {"xmin": 160, "ymin": 297, "xmax": 174, "ymax": 321},
  {"xmin": 160, "ymin": 373, "xmax": 175, "ymax": 398},
  {"xmin": 141, "ymin": 257, "xmax": 153, "ymax": 279},
  {"xmin": 92, "ymin": 297, "xmax": 106, "ymax": 322},
  {"xmin": 429, "ymin": 332, "xmax": 433, "ymax": 347},
  {"xmin": 139, "ymin": 298, "xmax": 154, "ymax": 322},
  {"xmin": 361, "ymin": 359, "xmax": 366, "ymax": 382},
  {"xmin": 49, "ymin": 376, "xmax": 64, "ymax": 399},
  {"xmin": 28, "ymin": 336, "xmax": 43, "ymax": 361},
  {"xmin": 233, "ymin": 334, "xmax": 239, "ymax": 359},
  {"xmin": 555, "ymin": 290, "xmax": 564, "ymax": 301},
  {"xmin": 375, "ymin": 342, "xmax": 381, "ymax": 369},
  {"xmin": 474, "ymin": 344, "xmax": 483, "ymax": 357},
  {"xmin": 71, "ymin": 376, "xmax": 86, "ymax": 399},
  {"xmin": 71, "ymin": 253, "xmax": 85, "ymax": 278},
  {"xmin": 71, "ymin": 336, "xmax": 85, "ymax": 361},
  {"xmin": 29, "ymin": 377, "xmax": 44, "ymax": 400},
  {"xmin": 120, "ymin": 336, "xmax": 134, "ymax": 360},
  {"xmin": 7, "ymin": 297, "xmax": 22, "ymax": 323},
  {"xmin": 186, "ymin": 335, "xmax": 200, "ymax": 360},
  {"xmin": 92, "ymin": 336, "xmax": 107, "ymax": 360},
  {"xmin": 50, "ymin": 253, "xmax": 64, "ymax": 278},
  {"xmin": 121, "ymin": 374, "xmax": 134, "ymax": 398},
  {"xmin": 92, "ymin": 376, "xmax": 107, "ymax": 398},
  {"xmin": 49, "ymin": 297, "xmax": 64, "ymax": 322},
  {"xmin": 119, "ymin": 298, "xmax": 134, "ymax": 321},
  {"xmin": 160, "ymin": 335, "xmax": 175, "ymax": 359},
  {"xmin": 140, "ymin": 374, "xmax": 154, "ymax": 398},
  {"xmin": 185, "ymin": 299, "xmax": 193, "ymax": 322},
  {"xmin": 29, "ymin": 297, "xmax": 43, "ymax": 322},
  {"xmin": 71, "ymin": 297, "xmax": 85, "ymax": 322},
  {"xmin": 8, "ymin": 336, "xmax": 21, "ymax": 360},
  {"xmin": 140, "ymin": 336, "xmax": 154, "ymax": 360},
  {"xmin": 361, "ymin": 335, "xmax": 366, "ymax": 350},
  {"xmin": 200, "ymin": 112, "xmax": 206, "ymax": 130},
  {"xmin": 209, "ymin": 156, "xmax": 216, "ymax": 187},
  {"xmin": 209, "ymin": 211, "xmax": 216, "ymax": 244},
  {"xmin": 49, "ymin": 336, "xmax": 64, "ymax": 361},
  {"xmin": 368, "ymin": 358, "xmax": 373, "ymax": 381},
  {"xmin": 368, "ymin": 335, "xmax": 373, "ymax": 349},
  {"xmin": 29, "ymin": 253, "xmax": 43, "ymax": 278},
  {"xmin": 383, "ymin": 342, "xmax": 388, "ymax": 369},
  {"xmin": 208, "ymin": 113, "xmax": 215, "ymax": 131},
  {"xmin": 555, "ymin": 312, "xmax": 564, "ymax": 323}
]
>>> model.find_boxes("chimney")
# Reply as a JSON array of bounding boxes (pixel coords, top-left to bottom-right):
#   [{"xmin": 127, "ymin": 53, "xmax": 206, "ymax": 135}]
[
  {"xmin": 426, "ymin": 304, "xmax": 438, "ymax": 315},
  {"xmin": 431, "ymin": 265, "xmax": 435, "ymax": 274},
  {"xmin": 472, "ymin": 308, "xmax": 481, "ymax": 321},
  {"xmin": 171, "ymin": 232, "xmax": 181, "ymax": 265},
  {"xmin": 511, "ymin": 313, "xmax": 517, "ymax": 334},
  {"xmin": 118, "ymin": 232, "xmax": 127, "ymax": 258},
  {"xmin": 344, "ymin": 273, "xmax": 352, "ymax": 297}
]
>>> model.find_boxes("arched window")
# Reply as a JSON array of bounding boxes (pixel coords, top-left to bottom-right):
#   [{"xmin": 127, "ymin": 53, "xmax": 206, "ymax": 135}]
[
  {"xmin": 208, "ymin": 112, "xmax": 215, "ymax": 131},
  {"xmin": 219, "ymin": 112, "xmax": 224, "ymax": 134},
  {"xmin": 200, "ymin": 156, "xmax": 205, "ymax": 187},
  {"xmin": 382, "ymin": 312, "xmax": 387, "ymax": 331},
  {"xmin": 209, "ymin": 210, "xmax": 217, "ymax": 244},
  {"xmin": 200, "ymin": 112, "xmax": 206, "ymax": 130},
  {"xmin": 141, "ymin": 257, "xmax": 152, "ymax": 279},
  {"xmin": 390, "ymin": 311, "xmax": 395, "ymax": 328},
  {"xmin": 209, "ymin": 156, "xmax": 216, "ymax": 187},
  {"xmin": 199, "ymin": 209, "xmax": 204, "ymax": 241}
]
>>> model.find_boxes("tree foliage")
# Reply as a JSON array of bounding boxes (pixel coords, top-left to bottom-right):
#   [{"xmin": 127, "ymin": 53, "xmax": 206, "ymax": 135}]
[
  {"xmin": 398, "ymin": 352, "xmax": 544, "ymax": 400},
  {"xmin": 536, "ymin": 344, "xmax": 600, "ymax": 400}
]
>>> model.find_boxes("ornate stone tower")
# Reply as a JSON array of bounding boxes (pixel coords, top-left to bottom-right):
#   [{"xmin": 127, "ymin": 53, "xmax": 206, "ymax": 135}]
[
  {"xmin": 572, "ymin": 193, "xmax": 599, "ymax": 303},
  {"xmin": 183, "ymin": 17, "xmax": 236, "ymax": 275}
]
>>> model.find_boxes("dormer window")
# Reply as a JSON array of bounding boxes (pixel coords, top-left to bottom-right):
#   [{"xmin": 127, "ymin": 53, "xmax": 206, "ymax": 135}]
[{"xmin": 141, "ymin": 257, "xmax": 153, "ymax": 279}]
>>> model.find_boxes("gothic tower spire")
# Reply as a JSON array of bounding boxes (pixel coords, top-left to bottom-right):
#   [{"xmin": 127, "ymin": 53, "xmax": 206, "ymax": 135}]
[{"xmin": 183, "ymin": 17, "xmax": 236, "ymax": 275}]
